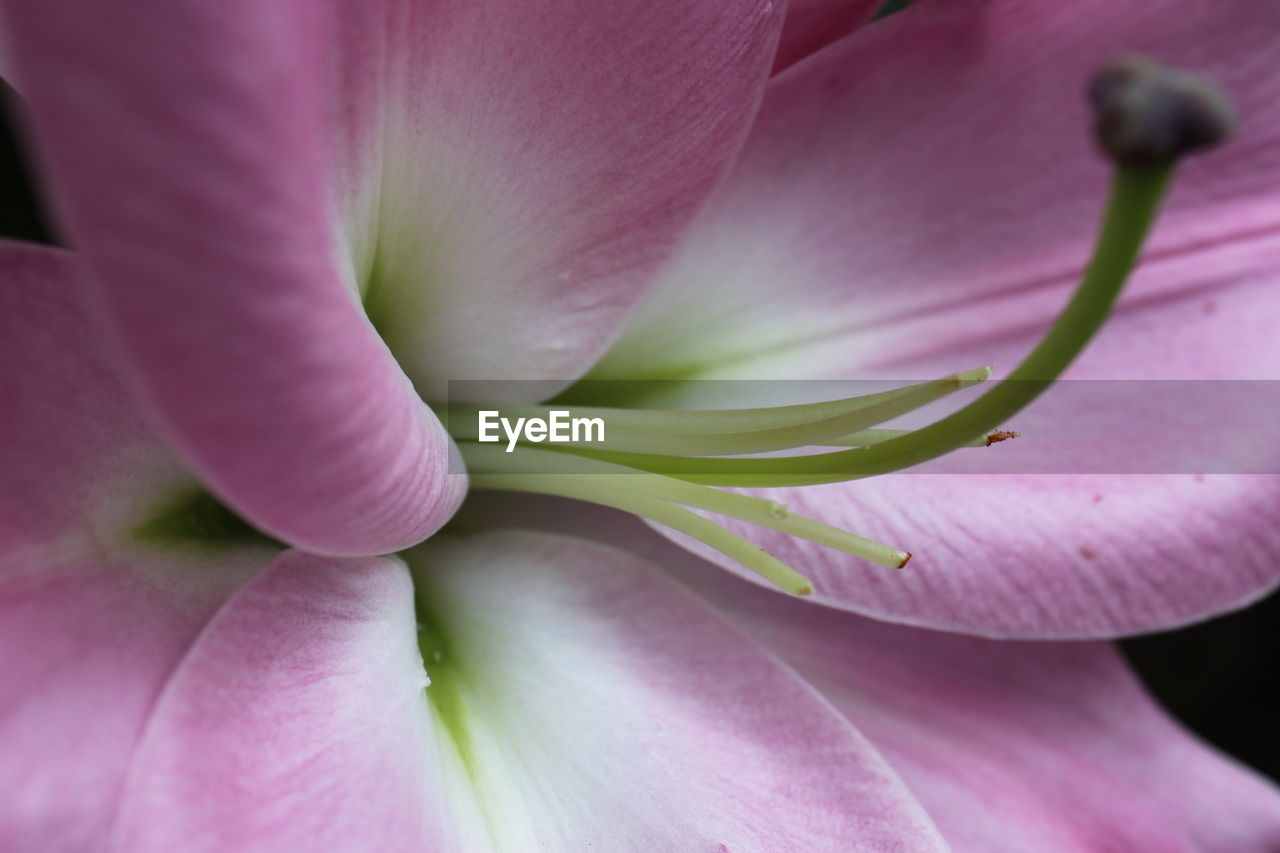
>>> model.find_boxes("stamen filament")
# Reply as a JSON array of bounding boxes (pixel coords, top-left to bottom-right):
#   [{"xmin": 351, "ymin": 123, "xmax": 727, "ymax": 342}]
[
  {"xmin": 818, "ymin": 428, "xmax": 998, "ymax": 448},
  {"xmin": 468, "ymin": 471, "xmax": 813, "ymax": 595},
  {"xmin": 461, "ymin": 443, "xmax": 909, "ymax": 569},
  {"xmin": 447, "ymin": 368, "xmax": 989, "ymax": 446}
]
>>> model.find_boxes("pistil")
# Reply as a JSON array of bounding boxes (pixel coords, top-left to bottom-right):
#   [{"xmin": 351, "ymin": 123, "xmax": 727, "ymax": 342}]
[{"xmin": 457, "ymin": 58, "xmax": 1235, "ymax": 595}]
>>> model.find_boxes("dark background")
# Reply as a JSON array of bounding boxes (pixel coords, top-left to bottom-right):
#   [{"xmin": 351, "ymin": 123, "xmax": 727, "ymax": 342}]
[
  {"xmin": 2, "ymin": 70, "xmax": 1275, "ymax": 783},
  {"xmin": 1123, "ymin": 592, "xmax": 1279, "ymax": 779}
]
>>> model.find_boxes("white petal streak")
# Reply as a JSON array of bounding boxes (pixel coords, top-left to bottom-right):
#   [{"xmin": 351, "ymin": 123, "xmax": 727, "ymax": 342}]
[{"xmin": 408, "ymin": 529, "xmax": 945, "ymax": 852}]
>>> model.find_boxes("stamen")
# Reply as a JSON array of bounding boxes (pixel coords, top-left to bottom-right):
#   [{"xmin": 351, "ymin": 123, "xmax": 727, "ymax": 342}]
[
  {"xmin": 818, "ymin": 428, "xmax": 1006, "ymax": 448},
  {"xmin": 463, "ymin": 443, "xmax": 909, "ymax": 572},
  {"xmin": 450, "ymin": 368, "xmax": 989, "ymax": 456},
  {"xmin": 469, "ymin": 471, "xmax": 814, "ymax": 595},
  {"xmin": 984, "ymin": 430, "xmax": 1019, "ymax": 447}
]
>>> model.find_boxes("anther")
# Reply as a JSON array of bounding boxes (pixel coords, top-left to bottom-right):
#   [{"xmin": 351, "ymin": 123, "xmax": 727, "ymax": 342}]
[
  {"xmin": 985, "ymin": 429, "xmax": 1019, "ymax": 447},
  {"xmin": 1089, "ymin": 55, "xmax": 1236, "ymax": 167}
]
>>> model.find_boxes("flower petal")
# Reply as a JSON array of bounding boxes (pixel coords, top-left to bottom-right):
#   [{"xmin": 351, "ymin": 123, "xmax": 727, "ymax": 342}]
[
  {"xmin": 0, "ymin": 243, "xmax": 446, "ymax": 849},
  {"xmin": 108, "ymin": 552, "xmax": 448, "ymax": 852},
  {"xmin": 3, "ymin": 544, "xmax": 432, "ymax": 850},
  {"xmin": 0, "ymin": 242, "xmax": 167, "ymax": 552},
  {"xmin": 592, "ymin": 0, "xmax": 1280, "ymax": 382},
  {"xmin": 773, "ymin": 0, "xmax": 882, "ymax": 74},
  {"xmin": 0, "ymin": 544, "xmax": 272, "ymax": 850},
  {"xmin": 668, "ymin": 555, "xmax": 1280, "ymax": 852},
  {"xmin": 403, "ymin": 529, "xmax": 947, "ymax": 851},
  {"xmin": 0, "ymin": 2, "xmax": 464, "ymax": 555},
  {"xmin": 585, "ymin": 0, "xmax": 1280, "ymax": 637},
  {"xmin": 636, "ymin": 259, "xmax": 1280, "ymax": 638},
  {"xmin": 0, "ymin": 240, "xmax": 270, "ymax": 846},
  {"xmin": 331, "ymin": 0, "xmax": 784, "ymax": 399}
]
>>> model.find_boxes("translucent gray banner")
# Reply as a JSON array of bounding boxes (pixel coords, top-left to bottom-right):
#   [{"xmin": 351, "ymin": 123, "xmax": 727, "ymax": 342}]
[{"xmin": 445, "ymin": 380, "xmax": 1280, "ymax": 475}]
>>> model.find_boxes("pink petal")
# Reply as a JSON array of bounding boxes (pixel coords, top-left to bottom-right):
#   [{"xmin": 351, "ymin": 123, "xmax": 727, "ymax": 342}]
[
  {"xmin": 0, "ymin": 242, "xmax": 265, "ymax": 846},
  {"xmin": 0, "ymin": 239, "xmax": 926, "ymax": 853},
  {"xmin": 109, "ymin": 552, "xmax": 448, "ymax": 851},
  {"xmin": 669, "ymin": 556, "xmax": 1280, "ymax": 852},
  {"xmin": 0, "ymin": 245, "xmax": 442, "ymax": 849},
  {"xmin": 329, "ymin": 0, "xmax": 784, "ymax": 399},
  {"xmin": 588, "ymin": 0, "xmax": 1280, "ymax": 637},
  {"xmin": 639, "ymin": 243, "xmax": 1280, "ymax": 639},
  {"xmin": 0, "ymin": 541, "xmax": 277, "ymax": 851},
  {"xmin": 402, "ymin": 529, "xmax": 946, "ymax": 850},
  {"xmin": 2, "ymin": 543, "xmax": 432, "ymax": 850},
  {"xmin": 0, "ymin": 241, "xmax": 200, "ymax": 552},
  {"xmin": 594, "ymin": 0, "xmax": 1280, "ymax": 381},
  {"xmin": 773, "ymin": 0, "xmax": 882, "ymax": 74},
  {"xmin": 0, "ymin": 2, "xmax": 464, "ymax": 555}
]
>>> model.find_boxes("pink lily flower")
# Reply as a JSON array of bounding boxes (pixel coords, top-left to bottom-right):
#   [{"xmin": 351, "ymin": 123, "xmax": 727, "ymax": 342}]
[{"xmin": 2, "ymin": 0, "xmax": 1278, "ymax": 850}]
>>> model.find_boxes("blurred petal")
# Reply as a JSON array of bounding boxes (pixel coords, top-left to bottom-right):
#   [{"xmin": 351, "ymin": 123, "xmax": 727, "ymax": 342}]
[
  {"xmin": 0, "ymin": 245, "xmax": 446, "ymax": 849},
  {"xmin": 404, "ymin": 529, "xmax": 946, "ymax": 851},
  {"xmin": 0, "ymin": 540, "xmax": 280, "ymax": 851},
  {"xmin": 773, "ymin": 0, "xmax": 882, "ymax": 74},
  {"xmin": 0, "ymin": 545, "xmax": 271, "ymax": 851},
  {"xmin": 670, "ymin": 556, "xmax": 1280, "ymax": 853},
  {"xmin": 0, "ymin": 240, "xmax": 272, "ymax": 848},
  {"xmin": 593, "ymin": 0, "xmax": 1280, "ymax": 382},
  {"xmin": 0, "ymin": 1, "xmax": 465, "ymax": 555},
  {"xmin": 0, "ymin": 241, "xmax": 189, "ymax": 555},
  {"xmin": 332, "ymin": 0, "xmax": 784, "ymax": 399},
  {"xmin": 3, "ymin": 546, "xmax": 434, "ymax": 851},
  {"xmin": 110, "ymin": 552, "xmax": 448, "ymax": 852}
]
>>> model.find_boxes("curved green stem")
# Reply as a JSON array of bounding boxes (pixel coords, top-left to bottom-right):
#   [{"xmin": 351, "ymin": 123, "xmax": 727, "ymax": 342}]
[
  {"xmin": 552, "ymin": 166, "xmax": 1172, "ymax": 486},
  {"xmin": 818, "ymin": 428, "xmax": 992, "ymax": 448}
]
